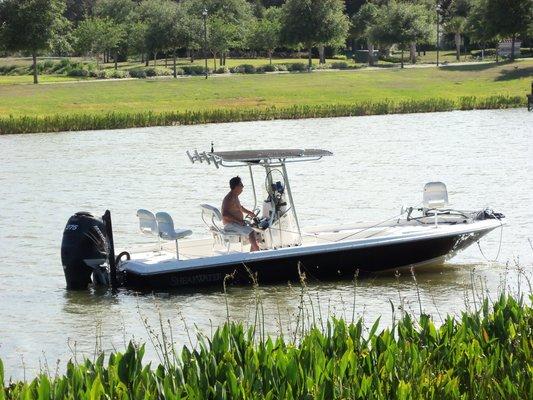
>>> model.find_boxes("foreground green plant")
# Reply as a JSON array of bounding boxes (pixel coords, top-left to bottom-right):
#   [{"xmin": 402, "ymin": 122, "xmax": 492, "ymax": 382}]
[
  {"xmin": 1, "ymin": 293, "xmax": 531, "ymax": 399},
  {"xmin": 0, "ymin": 95, "xmax": 525, "ymax": 135}
]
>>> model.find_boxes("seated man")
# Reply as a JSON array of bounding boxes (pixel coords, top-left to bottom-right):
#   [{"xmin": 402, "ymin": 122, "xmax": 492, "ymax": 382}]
[{"xmin": 221, "ymin": 176, "xmax": 260, "ymax": 252}]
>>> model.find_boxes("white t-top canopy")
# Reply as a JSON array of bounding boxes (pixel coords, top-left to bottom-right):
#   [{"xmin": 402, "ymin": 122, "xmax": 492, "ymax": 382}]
[
  {"xmin": 212, "ymin": 149, "xmax": 332, "ymax": 163},
  {"xmin": 186, "ymin": 148, "xmax": 332, "ymax": 168}
]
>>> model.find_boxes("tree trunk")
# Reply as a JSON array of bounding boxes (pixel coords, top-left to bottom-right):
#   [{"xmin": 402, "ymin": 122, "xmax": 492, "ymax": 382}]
[
  {"xmin": 268, "ymin": 50, "xmax": 272, "ymax": 66},
  {"xmin": 307, "ymin": 46, "xmax": 312, "ymax": 71},
  {"xmin": 213, "ymin": 53, "xmax": 217, "ymax": 70},
  {"xmin": 223, "ymin": 53, "xmax": 226, "ymax": 66},
  {"xmin": 173, "ymin": 50, "xmax": 177, "ymax": 78},
  {"xmin": 145, "ymin": 54, "xmax": 149, "ymax": 67},
  {"xmin": 141, "ymin": 53, "xmax": 145, "ymax": 64},
  {"xmin": 165, "ymin": 56, "xmax": 168, "ymax": 68},
  {"xmin": 114, "ymin": 50, "xmax": 118, "ymax": 70},
  {"xmin": 32, "ymin": 52, "xmax": 38, "ymax": 84},
  {"xmin": 401, "ymin": 49, "xmax": 404, "ymax": 68},
  {"xmin": 455, "ymin": 32, "xmax": 461, "ymax": 61},
  {"xmin": 153, "ymin": 51, "xmax": 157, "ymax": 67},
  {"xmin": 409, "ymin": 42, "xmax": 416, "ymax": 64},
  {"xmin": 481, "ymin": 42, "xmax": 485, "ymax": 61},
  {"xmin": 219, "ymin": 54, "xmax": 223, "ymax": 67},
  {"xmin": 368, "ymin": 41, "xmax": 374, "ymax": 66},
  {"xmin": 318, "ymin": 44, "xmax": 325, "ymax": 64},
  {"xmin": 510, "ymin": 34, "xmax": 516, "ymax": 61}
]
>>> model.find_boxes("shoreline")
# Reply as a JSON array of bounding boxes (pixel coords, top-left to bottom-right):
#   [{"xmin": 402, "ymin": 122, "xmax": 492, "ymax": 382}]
[{"xmin": 0, "ymin": 95, "xmax": 525, "ymax": 135}]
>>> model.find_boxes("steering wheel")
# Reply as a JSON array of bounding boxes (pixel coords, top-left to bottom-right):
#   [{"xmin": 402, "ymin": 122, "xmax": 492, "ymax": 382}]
[{"xmin": 244, "ymin": 208, "xmax": 261, "ymax": 226}]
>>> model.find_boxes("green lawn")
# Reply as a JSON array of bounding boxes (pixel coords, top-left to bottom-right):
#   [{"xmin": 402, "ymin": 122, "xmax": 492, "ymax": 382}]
[
  {"xmin": 0, "ymin": 60, "xmax": 531, "ymax": 118},
  {"xmin": 0, "ymin": 75, "xmax": 89, "ymax": 85}
]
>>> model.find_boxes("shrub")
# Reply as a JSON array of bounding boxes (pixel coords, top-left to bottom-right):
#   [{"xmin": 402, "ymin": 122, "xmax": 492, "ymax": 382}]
[
  {"xmin": 214, "ymin": 66, "xmax": 229, "ymax": 74},
  {"xmin": 331, "ymin": 54, "xmax": 347, "ymax": 60},
  {"xmin": 286, "ymin": 62, "xmax": 307, "ymax": 72},
  {"xmin": 106, "ymin": 69, "xmax": 129, "ymax": 79},
  {"xmin": 182, "ymin": 65, "xmax": 207, "ymax": 75},
  {"xmin": 58, "ymin": 58, "xmax": 71, "ymax": 68},
  {"xmin": 315, "ymin": 63, "xmax": 331, "ymax": 70},
  {"xmin": 261, "ymin": 64, "xmax": 277, "ymax": 72},
  {"xmin": 67, "ymin": 68, "xmax": 89, "ymax": 77},
  {"xmin": 231, "ymin": 64, "xmax": 256, "ymax": 74},
  {"xmin": 0, "ymin": 65, "xmax": 18, "ymax": 75},
  {"xmin": 42, "ymin": 59, "xmax": 55, "ymax": 70},
  {"xmin": 331, "ymin": 61, "xmax": 350, "ymax": 70},
  {"xmin": 144, "ymin": 67, "xmax": 172, "ymax": 77},
  {"xmin": 275, "ymin": 64, "xmax": 288, "ymax": 72},
  {"xmin": 129, "ymin": 68, "xmax": 147, "ymax": 79},
  {"xmin": 89, "ymin": 70, "xmax": 107, "ymax": 79}
]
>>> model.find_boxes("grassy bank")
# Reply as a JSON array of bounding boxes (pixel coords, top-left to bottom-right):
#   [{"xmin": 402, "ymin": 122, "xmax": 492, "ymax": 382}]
[
  {"xmin": 0, "ymin": 60, "xmax": 530, "ymax": 134},
  {"xmin": 2, "ymin": 293, "xmax": 531, "ymax": 399},
  {"xmin": 0, "ymin": 95, "xmax": 525, "ymax": 135}
]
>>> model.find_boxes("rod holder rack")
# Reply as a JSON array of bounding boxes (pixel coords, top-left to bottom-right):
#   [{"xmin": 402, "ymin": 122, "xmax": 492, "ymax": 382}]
[{"xmin": 186, "ymin": 150, "xmax": 220, "ymax": 169}]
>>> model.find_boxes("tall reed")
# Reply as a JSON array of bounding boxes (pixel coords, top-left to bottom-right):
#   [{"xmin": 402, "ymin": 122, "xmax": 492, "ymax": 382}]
[{"xmin": 0, "ymin": 95, "xmax": 525, "ymax": 135}]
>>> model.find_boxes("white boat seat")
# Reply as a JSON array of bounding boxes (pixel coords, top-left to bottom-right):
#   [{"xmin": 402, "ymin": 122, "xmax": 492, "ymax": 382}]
[
  {"xmin": 155, "ymin": 212, "xmax": 192, "ymax": 259},
  {"xmin": 136, "ymin": 209, "xmax": 158, "ymax": 236},
  {"xmin": 423, "ymin": 182, "xmax": 448, "ymax": 209},
  {"xmin": 200, "ymin": 204, "xmax": 244, "ymax": 252}
]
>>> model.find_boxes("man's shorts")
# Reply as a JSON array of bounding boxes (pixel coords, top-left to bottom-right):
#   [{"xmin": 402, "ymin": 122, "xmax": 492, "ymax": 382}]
[{"xmin": 224, "ymin": 223, "xmax": 254, "ymax": 237}]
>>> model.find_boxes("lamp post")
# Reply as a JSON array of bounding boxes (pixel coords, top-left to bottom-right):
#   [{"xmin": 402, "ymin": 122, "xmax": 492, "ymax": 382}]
[
  {"xmin": 202, "ymin": 8, "xmax": 208, "ymax": 79},
  {"xmin": 436, "ymin": 3, "xmax": 441, "ymax": 67}
]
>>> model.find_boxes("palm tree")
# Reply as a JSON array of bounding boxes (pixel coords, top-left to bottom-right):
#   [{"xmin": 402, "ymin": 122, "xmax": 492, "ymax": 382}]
[{"xmin": 445, "ymin": 16, "xmax": 467, "ymax": 61}]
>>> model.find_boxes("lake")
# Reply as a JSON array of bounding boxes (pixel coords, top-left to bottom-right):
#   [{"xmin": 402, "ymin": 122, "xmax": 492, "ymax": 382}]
[{"xmin": 0, "ymin": 109, "xmax": 531, "ymax": 380}]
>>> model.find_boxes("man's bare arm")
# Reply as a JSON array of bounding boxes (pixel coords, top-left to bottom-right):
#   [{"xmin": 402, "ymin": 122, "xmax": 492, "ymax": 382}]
[{"xmin": 240, "ymin": 205, "xmax": 255, "ymax": 217}]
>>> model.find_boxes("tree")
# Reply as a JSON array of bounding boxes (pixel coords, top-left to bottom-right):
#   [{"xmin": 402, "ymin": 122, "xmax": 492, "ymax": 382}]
[
  {"xmin": 0, "ymin": 0, "xmax": 66, "ymax": 84},
  {"xmin": 445, "ymin": 16, "xmax": 467, "ymax": 61},
  {"xmin": 486, "ymin": 0, "xmax": 532, "ymax": 60},
  {"xmin": 442, "ymin": 0, "xmax": 471, "ymax": 61},
  {"xmin": 369, "ymin": 1, "xmax": 432, "ymax": 68},
  {"xmin": 127, "ymin": 20, "xmax": 149, "ymax": 64},
  {"xmin": 351, "ymin": 2, "xmax": 379, "ymax": 65},
  {"xmin": 50, "ymin": 14, "xmax": 75, "ymax": 56},
  {"xmin": 281, "ymin": 0, "xmax": 349, "ymax": 70},
  {"xmin": 466, "ymin": 0, "xmax": 493, "ymax": 60},
  {"xmin": 181, "ymin": 0, "xmax": 254, "ymax": 67},
  {"xmin": 206, "ymin": 16, "xmax": 241, "ymax": 69},
  {"xmin": 248, "ymin": 6, "xmax": 282, "ymax": 64},
  {"xmin": 137, "ymin": 0, "xmax": 178, "ymax": 66},
  {"xmin": 65, "ymin": 0, "xmax": 97, "ymax": 24},
  {"xmin": 94, "ymin": 0, "xmax": 135, "ymax": 68},
  {"xmin": 74, "ymin": 17, "xmax": 125, "ymax": 66}
]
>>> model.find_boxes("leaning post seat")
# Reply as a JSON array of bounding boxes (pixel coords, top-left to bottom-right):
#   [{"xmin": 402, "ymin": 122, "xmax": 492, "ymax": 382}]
[
  {"xmin": 423, "ymin": 182, "xmax": 449, "ymax": 227},
  {"xmin": 136, "ymin": 209, "xmax": 158, "ymax": 236},
  {"xmin": 200, "ymin": 204, "xmax": 244, "ymax": 252},
  {"xmin": 136, "ymin": 209, "xmax": 162, "ymax": 250},
  {"xmin": 155, "ymin": 212, "xmax": 192, "ymax": 259},
  {"xmin": 423, "ymin": 182, "xmax": 449, "ymax": 209}
]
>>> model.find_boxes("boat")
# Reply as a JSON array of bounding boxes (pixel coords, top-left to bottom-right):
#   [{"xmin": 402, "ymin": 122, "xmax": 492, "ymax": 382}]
[{"xmin": 60, "ymin": 148, "xmax": 504, "ymax": 290}]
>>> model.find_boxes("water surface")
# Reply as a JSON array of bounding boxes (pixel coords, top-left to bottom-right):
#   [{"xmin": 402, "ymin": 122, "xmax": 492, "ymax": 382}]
[{"xmin": 0, "ymin": 109, "xmax": 531, "ymax": 379}]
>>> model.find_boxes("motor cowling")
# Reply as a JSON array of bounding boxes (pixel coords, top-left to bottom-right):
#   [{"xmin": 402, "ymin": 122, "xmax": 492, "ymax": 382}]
[{"xmin": 61, "ymin": 212, "xmax": 109, "ymax": 289}]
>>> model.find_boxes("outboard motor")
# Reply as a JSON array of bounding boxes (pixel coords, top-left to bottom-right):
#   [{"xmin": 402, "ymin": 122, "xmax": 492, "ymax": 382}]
[{"xmin": 61, "ymin": 212, "xmax": 110, "ymax": 290}]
